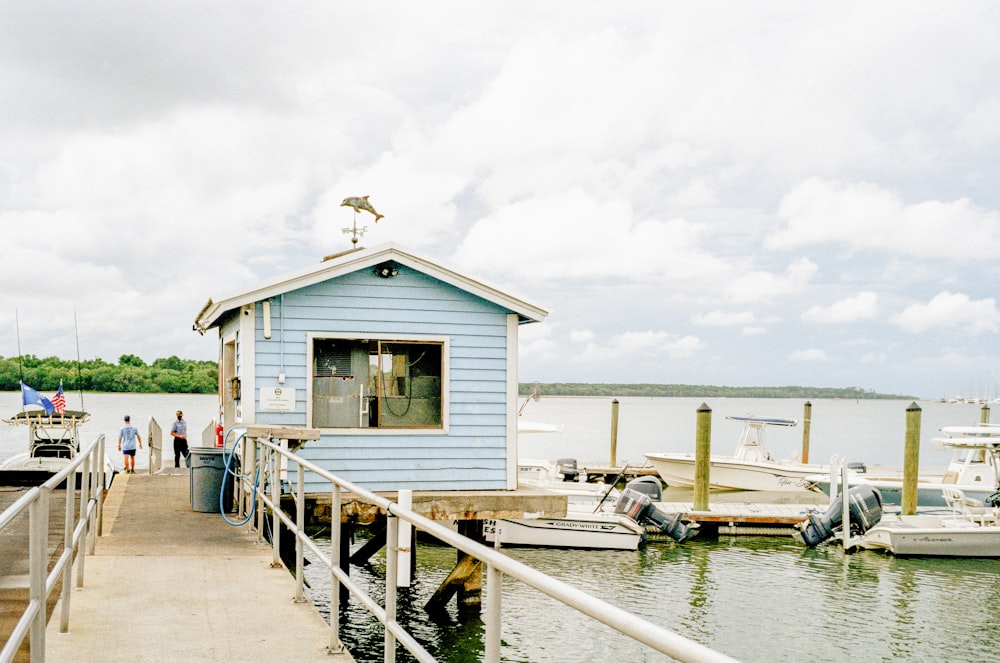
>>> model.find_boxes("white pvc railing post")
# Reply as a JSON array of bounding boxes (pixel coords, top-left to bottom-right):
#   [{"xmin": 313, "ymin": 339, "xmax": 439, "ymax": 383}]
[
  {"xmin": 255, "ymin": 438, "xmax": 265, "ymax": 544},
  {"xmin": 841, "ymin": 460, "xmax": 850, "ymax": 549},
  {"xmin": 29, "ymin": 486, "xmax": 49, "ymax": 663},
  {"xmin": 485, "ymin": 562, "xmax": 502, "ymax": 663},
  {"xmin": 95, "ymin": 436, "xmax": 105, "ymax": 537},
  {"xmin": 328, "ymin": 482, "xmax": 344, "ymax": 655},
  {"xmin": 76, "ymin": 446, "xmax": 90, "ymax": 589},
  {"xmin": 59, "ymin": 469, "xmax": 75, "ymax": 633},
  {"xmin": 384, "ymin": 513, "xmax": 399, "ymax": 663},
  {"xmin": 396, "ymin": 489, "xmax": 412, "ymax": 588},
  {"xmin": 271, "ymin": 443, "xmax": 281, "ymax": 568},
  {"xmin": 294, "ymin": 461, "xmax": 305, "ymax": 603}
]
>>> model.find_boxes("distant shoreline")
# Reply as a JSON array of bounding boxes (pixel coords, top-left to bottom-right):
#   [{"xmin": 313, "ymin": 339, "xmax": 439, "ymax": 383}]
[{"xmin": 518, "ymin": 383, "xmax": 918, "ymax": 400}]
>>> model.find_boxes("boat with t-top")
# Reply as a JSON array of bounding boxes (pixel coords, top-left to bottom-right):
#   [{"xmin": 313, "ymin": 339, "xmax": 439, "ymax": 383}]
[{"xmin": 644, "ymin": 415, "xmax": 841, "ymax": 492}]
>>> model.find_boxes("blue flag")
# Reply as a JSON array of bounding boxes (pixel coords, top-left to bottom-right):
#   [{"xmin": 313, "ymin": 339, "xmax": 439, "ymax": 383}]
[{"xmin": 21, "ymin": 382, "xmax": 55, "ymax": 414}]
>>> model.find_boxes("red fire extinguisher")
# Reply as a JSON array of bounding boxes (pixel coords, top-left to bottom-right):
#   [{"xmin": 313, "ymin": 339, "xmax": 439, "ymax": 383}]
[{"xmin": 215, "ymin": 424, "xmax": 224, "ymax": 448}]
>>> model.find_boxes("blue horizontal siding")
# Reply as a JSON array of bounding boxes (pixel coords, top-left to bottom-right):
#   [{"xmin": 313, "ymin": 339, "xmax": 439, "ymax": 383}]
[{"xmin": 247, "ymin": 263, "xmax": 517, "ymax": 491}]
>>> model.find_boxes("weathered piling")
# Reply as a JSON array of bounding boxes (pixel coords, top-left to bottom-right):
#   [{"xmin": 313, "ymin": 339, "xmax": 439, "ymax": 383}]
[
  {"xmin": 693, "ymin": 403, "xmax": 712, "ymax": 512},
  {"xmin": 901, "ymin": 402, "xmax": 922, "ymax": 515},
  {"xmin": 800, "ymin": 401, "xmax": 812, "ymax": 464},
  {"xmin": 981, "ymin": 403, "xmax": 991, "ymax": 425},
  {"xmin": 609, "ymin": 398, "xmax": 620, "ymax": 467}
]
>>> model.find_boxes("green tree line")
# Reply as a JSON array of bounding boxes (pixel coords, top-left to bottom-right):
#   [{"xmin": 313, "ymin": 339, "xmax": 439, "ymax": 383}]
[
  {"xmin": 519, "ymin": 382, "xmax": 916, "ymax": 399},
  {"xmin": 1, "ymin": 354, "xmax": 218, "ymax": 394}
]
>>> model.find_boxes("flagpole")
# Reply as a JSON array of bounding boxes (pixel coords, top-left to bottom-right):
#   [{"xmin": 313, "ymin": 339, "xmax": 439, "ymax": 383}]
[{"xmin": 15, "ymin": 309, "xmax": 24, "ymax": 414}]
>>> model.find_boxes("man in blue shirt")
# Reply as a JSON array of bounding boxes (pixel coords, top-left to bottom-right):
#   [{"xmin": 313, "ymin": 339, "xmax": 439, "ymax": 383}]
[
  {"xmin": 170, "ymin": 410, "xmax": 190, "ymax": 468},
  {"xmin": 118, "ymin": 415, "xmax": 142, "ymax": 474}
]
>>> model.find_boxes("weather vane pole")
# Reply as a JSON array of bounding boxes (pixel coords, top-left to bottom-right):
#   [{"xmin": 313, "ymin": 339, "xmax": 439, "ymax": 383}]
[{"xmin": 341, "ymin": 195, "xmax": 384, "ymax": 246}]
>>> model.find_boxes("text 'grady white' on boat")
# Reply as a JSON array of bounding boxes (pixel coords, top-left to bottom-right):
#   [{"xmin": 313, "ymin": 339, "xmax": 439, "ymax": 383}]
[
  {"xmin": 484, "ymin": 476, "xmax": 698, "ymax": 550},
  {"xmin": 644, "ymin": 415, "xmax": 861, "ymax": 492}
]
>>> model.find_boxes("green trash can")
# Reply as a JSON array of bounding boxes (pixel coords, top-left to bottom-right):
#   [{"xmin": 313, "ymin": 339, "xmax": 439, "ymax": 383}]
[{"xmin": 189, "ymin": 447, "xmax": 228, "ymax": 513}]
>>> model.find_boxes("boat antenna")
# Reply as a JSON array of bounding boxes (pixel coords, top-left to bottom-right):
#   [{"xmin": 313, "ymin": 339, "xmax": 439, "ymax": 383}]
[
  {"xmin": 74, "ymin": 311, "xmax": 85, "ymax": 412},
  {"xmin": 15, "ymin": 309, "xmax": 24, "ymax": 413},
  {"xmin": 593, "ymin": 463, "xmax": 630, "ymax": 514}
]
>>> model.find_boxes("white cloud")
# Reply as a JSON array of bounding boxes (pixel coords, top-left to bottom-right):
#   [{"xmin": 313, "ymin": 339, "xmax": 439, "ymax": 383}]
[
  {"xmin": 789, "ymin": 349, "xmax": 831, "ymax": 362},
  {"xmin": 770, "ymin": 178, "xmax": 1000, "ymax": 259},
  {"xmin": 692, "ymin": 311, "xmax": 757, "ymax": 327},
  {"xmin": 802, "ymin": 292, "xmax": 879, "ymax": 323},
  {"xmin": 891, "ymin": 291, "xmax": 1000, "ymax": 335},
  {"xmin": 578, "ymin": 331, "xmax": 704, "ymax": 363},
  {"xmin": 725, "ymin": 258, "xmax": 818, "ymax": 303},
  {"xmin": 450, "ymin": 189, "xmax": 729, "ymax": 283}
]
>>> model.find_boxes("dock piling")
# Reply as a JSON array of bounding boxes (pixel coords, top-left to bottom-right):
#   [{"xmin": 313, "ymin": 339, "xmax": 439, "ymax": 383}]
[
  {"xmin": 801, "ymin": 401, "xmax": 812, "ymax": 464},
  {"xmin": 901, "ymin": 402, "xmax": 922, "ymax": 515},
  {"xmin": 610, "ymin": 399, "xmax": 620, "ymax": 468},
  {"xmin": 693, "ymin": 403, "xmax": 712, "ymax": 512}
]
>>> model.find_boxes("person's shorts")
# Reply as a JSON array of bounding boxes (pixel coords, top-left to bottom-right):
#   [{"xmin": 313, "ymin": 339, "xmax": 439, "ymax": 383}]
[{"xmin": 122, "ymin": 449, "xmax": 136, "ymax": 456}]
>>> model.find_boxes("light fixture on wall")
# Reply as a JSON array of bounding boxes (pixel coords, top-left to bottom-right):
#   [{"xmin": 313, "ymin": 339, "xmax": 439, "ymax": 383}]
[{"xmin": 374, "ymin": 261, "xmax": 398, "ymax": 278}]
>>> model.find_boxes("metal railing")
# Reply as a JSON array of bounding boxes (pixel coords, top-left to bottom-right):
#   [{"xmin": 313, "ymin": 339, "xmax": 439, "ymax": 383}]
[
  {"xmin": 0, "ymin": 434, "xmax": 108, "ymax": 663},
  {"xmin": 237, "ymin": 433, "xmax": 737, "ymax": 663}
]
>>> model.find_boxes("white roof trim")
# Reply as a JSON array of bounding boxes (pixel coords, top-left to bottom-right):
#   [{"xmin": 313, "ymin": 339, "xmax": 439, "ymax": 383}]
[{"xmin": 194, "ymin": 242, "xmax": 548, "ymax": 331}]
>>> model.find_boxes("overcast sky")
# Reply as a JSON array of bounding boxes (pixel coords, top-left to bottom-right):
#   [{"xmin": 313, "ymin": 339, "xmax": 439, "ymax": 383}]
[{"xmin": 2, "ymin": 3, "xmax": 999, "ymax": 399}]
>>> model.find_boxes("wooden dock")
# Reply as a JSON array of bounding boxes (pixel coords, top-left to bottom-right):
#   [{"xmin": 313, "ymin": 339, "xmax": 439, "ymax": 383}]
[{"xmin": 38, "ymin": 469, "xmax": 354, "ymax": 662}]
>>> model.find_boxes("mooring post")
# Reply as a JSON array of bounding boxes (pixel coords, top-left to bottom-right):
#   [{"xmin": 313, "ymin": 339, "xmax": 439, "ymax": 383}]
[
  {"xmin": 901, "ymin": 402, "xmax": 922, "ymax": 515},
  {"xmin": 610, "ymin": 398, "xmax": 620, "ymax": 467},
  {"xmin": 801, "ymin": 401, "xmax": 812, "ymax": 464},
  {"xmin": 694, "ymin": 402, "xmax": 712, "ymax": 512},
  {"xmin": 982, "ymin": 403, "xmax": 991, "ymax": 424}
]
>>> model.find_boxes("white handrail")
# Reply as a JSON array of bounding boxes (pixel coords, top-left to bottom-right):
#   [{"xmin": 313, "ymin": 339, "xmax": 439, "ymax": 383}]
[
  {"xmin": 242, "ymin": 434, "xmax": 738, "ymax": 663},
  {"xmin": 0, "ymin": 434, "xmax": 107, "ymax": 663}
]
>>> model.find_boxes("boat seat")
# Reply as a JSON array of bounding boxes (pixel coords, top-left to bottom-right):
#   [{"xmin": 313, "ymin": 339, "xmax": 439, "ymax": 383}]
[{"xmin": 942, "ymin": 487, "xmax": 995, "ymax": 525}]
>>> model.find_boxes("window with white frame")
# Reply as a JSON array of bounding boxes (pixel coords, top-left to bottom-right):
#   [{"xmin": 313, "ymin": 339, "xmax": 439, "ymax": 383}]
[{"xmin": 311, "ymin": 337, "xmax": 444, "ymax": 429}]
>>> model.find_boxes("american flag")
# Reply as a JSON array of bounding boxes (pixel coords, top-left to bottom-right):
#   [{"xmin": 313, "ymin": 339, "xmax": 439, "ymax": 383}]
[{"xmin": 51, "ymin": 382, "xmax": 66, "ymax": 414}]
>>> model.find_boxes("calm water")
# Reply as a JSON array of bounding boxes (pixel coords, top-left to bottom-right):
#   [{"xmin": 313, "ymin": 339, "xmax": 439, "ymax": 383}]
[
  {"xmin": 6, "ymin": 393, "xmax": 998, "ymax": 661},
  {"xmin": 0, "ymin": 391, "xmax": 220, "ymax": 471},
  {"xmin": 304, "ymin": 396, "xmax": 1000, "ymax": 663}
]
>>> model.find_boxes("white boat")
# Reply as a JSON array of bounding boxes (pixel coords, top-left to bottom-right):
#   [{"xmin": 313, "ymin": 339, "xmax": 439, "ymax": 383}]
[
  {"xmin": 808, "ymin": 425, "xmax": 1000, "ymax": 507},
  {"xmin": 483, "ymin": 509, "xmax": 648, "ymax": 550},
  {"xmin": 860, "ymin": 487, "xmax": 1000, "ymax": 557},
  {"xmin": 644, "ymin": 416, "xmax": 832, "ymax": 492},
  {"xmin": 484, "ymin": 475, "xmax": 697, "ymax": 550},
  {"xmin": 0, "ymin": 409, "xmax": 116, "ymax": 489}
]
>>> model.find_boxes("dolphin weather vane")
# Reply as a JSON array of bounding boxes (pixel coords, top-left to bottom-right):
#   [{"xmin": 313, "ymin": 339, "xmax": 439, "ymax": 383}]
[{"xmin": 341, "ymin": 195, "xmax": 384, "ymax": 246}]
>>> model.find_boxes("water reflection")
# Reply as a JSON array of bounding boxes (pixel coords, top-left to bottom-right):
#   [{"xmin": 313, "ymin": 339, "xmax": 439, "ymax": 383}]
[{"xmin": 303, "ymin": 530, "xmax": 1000, "ymax": 663}]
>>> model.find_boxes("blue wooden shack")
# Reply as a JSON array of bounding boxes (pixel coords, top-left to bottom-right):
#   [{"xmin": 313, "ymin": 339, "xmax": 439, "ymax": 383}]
[{"xmin": 193, "ymin": 242, "xmax": 547, "ymax": 493}]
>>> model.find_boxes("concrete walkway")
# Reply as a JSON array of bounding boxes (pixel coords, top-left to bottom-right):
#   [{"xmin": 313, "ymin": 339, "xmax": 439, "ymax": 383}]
[{"xmin": 44, "ymin": 467, "xmax": 353, "ymax": 662}]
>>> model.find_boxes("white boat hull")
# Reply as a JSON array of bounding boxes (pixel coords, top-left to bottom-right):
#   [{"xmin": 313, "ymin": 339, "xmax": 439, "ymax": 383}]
[
  {"xmin": 861, "ymin": 515, "xmax": 1000, "ymax": 557},
  {"xmin": 483, "ymin": 512, "xmax": 645, "ymax": 550},
  {"xmin": 644, "ymin": 453, "xmax": 825, "ymax": 492},
  {"xmin": 0, "ymin": 452, "xmax": 117, "ymax": 489}
]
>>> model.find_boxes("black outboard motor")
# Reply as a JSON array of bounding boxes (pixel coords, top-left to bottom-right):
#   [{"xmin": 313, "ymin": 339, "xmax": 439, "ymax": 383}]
[
  {"xmin": 623, "ymin": 475, "xmax": 663, "ymax": 502},
  {"xmin": 556, "ymin": 458, "xmax": 579, "ymax": 482},
  {"xmin": 796, "ymin": 485, "xmax": 883, "ymax": 548},
  {"xmin": 987, "ymin": 492, "xmax": 1000, "ymax": 509},
  {"xmin": 615, "ymin": 482, "xmax": 698, "ymax": 543}
]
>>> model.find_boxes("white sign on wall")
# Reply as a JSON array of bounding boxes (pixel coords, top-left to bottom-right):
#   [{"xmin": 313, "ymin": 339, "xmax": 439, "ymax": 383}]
[{"xmin": 260, "ymin": 386, "xmax": 296, "ymax": 412}]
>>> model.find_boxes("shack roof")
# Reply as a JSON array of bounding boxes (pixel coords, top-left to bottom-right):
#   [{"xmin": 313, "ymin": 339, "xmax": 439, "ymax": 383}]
[{"xmin": 193, "ymin": 242, "xmax": 548, "ymax": 332}]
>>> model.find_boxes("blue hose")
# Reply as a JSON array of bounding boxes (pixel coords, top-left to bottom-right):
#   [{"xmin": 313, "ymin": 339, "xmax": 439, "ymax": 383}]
[{"xmin": 218, "ymin": 427, "xmax": 261, "ymax": 526}]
